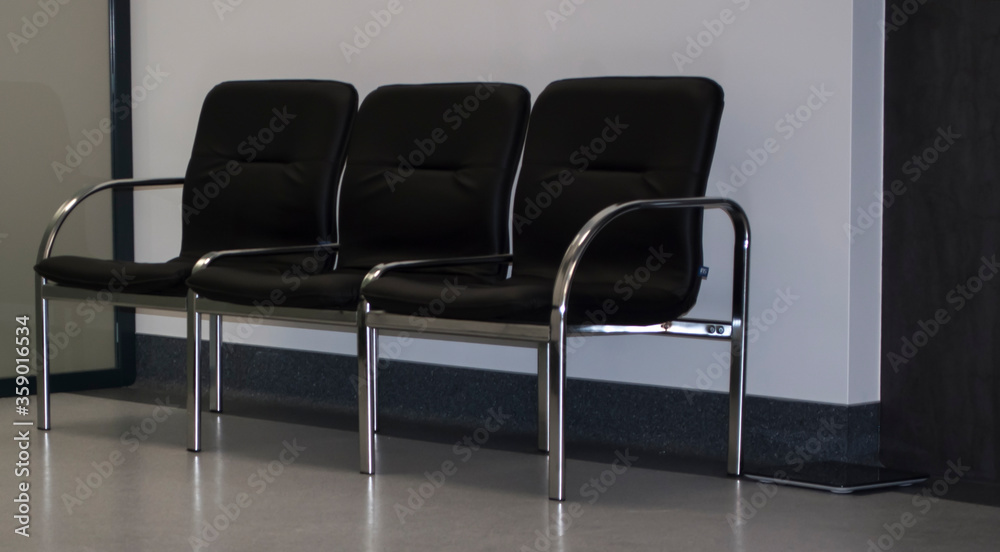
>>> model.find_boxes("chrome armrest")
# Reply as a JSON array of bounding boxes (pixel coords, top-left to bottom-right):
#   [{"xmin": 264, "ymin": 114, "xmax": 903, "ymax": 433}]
[
  {"xmin": 192, "ymin": 243, "xmax": 342, "ymax": 275},
  {"xmin": 361, "ymin": 254, "xmax": 514, "ymax": 291},
  {"xmin": 37, "ymin": 177, "xmax": 185, "ymax": 264},
  {"xmin": 551, "ymin": 197, "xmax": 751, "ymax": 327}
]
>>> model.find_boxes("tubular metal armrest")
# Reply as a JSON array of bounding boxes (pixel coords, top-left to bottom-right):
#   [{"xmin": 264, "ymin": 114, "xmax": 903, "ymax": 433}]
[
  {"xmin": 546, "ymin": 197, "xmax": 751, "ymax": 500},
  {"xmin": 360, "ymin": 254, "xmax": 514, "ymax": 291},
  {"xmin": 35, "ymin": 177, "xmax": 184, "ymax": 431},
  {"xmin": 191, "ymin": 243, "xmax": 342, "ymax": 275},
  {"xmin": 37, "ymin": 177, "xmax": 185, "ymax": 265},
  {"xmin": 552, "ymin": 197, "xmax": 750, "ymax": 321}
]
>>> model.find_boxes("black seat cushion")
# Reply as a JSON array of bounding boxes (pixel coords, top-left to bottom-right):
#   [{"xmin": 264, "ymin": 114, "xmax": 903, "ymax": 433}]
[
  {"xmin": 189, "ymin": 82, "xmax": 531, "ymax": 307},
  {"xmin": 363, "ymin": 270, "xmax": 691, "ymax": 326},
  {"xmin": 368, "ymin": 77, "xmax": 725, "ymax": 326},
  {"xmin": 34, "ymin": 256, "xmax": 195, "ymax": 296},
  {"xmin": 187, "ymin": 262, "xmax": 367, "ymax": 309},
  {"xmin": 36, "ymin": 80, "xmax": 357, "ymax": 295}
]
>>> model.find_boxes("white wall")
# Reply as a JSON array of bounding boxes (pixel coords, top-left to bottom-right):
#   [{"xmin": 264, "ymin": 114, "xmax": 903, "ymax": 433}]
[
  {"xmin": 130, "ymin": 0, "xmax": 885, "ymax": 405},
  {"xmin": 849, "ymin": 0, "xmax": 885, "ymax": 404}
]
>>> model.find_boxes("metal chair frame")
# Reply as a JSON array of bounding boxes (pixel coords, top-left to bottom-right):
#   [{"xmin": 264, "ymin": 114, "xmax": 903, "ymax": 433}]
[
  {"xmin": 358, "ymin": 197, "xmax": 751, "ymax": 500},
  {"xmin": 36, "ymin": 177, "xmax": 185, "ymax": 431}
]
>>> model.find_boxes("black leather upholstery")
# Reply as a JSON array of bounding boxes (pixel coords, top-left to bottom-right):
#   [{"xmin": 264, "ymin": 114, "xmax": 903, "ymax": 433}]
[
  {"xmin": 180, "ymin": 81, "xmax": 357, "ymax": 259},
  {"xmin": 34, "ymin": 80, "xmax": 358, "ymax": 295},
  {"xmin": 337, "ymin": 83, "xmax": 530, "ymax": 270},
  {"xmin": 187, "ymin": 266, "xmax": 369, "ymax": 309},
  {"xmin": 32, "ymin": 257, "xmax": 194, "ymax": 295},
  {"xmin": 363, "ymin": 77, "xmax": 725, "ymax": 325},
  {"xmin": 363, "ymin": 269, "xmax": 693, "ymax": 325},
  {"xmin": 186, "ymin": 82, "xmax": 532, "ymax": 307}
]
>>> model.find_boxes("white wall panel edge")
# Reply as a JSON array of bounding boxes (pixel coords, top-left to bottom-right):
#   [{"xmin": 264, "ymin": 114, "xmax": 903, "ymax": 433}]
[{"xmin": 847, "ymin": 0, "xmax": 886, "ymax": 405}]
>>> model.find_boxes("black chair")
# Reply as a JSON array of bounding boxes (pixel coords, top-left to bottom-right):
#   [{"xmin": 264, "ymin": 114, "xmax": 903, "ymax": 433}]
[
  {"xmin": 33, "ymin": 80, "xmax": 358, "ymax": 435},
  {"xmin": 184, "ymin": 82, "xmax": 531, "ymax": 451},
  {"xmin": 358, "ymin": 77, "xmax": 749, "ymax": 500}
]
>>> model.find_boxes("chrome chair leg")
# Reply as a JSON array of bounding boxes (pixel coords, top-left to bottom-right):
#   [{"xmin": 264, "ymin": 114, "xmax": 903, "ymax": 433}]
[
  {"xmin": 727, "ymin": 336, "xmax": 746, "ymax": 476},
  {"xmin": 537, "ymin": 342, "xmax": 550, "ymax": 452},
  {"xmin": 358, "ymin": 302, "xmax": 377, "ymax": 474},
  {"xmin": 372, "ymin": 333, "xmax": 378, "ymax": 434},
  {"xmin": 209, "ymin": 314, "xmax": 222, "ymax": 413},
  {"xmin": 186, "ymin": 291, "xmax": 202, "ymax": 452},
  {"xmin": 36, "ymin": 277, "xmax": 51, "ymax": 431},
  {"xmin": 548, "ymin": 315, "xmax": 567, "ymax": 501},
  {"xmin": 727, "ymin": 212, "xmax": 751, "ymax": 476}
]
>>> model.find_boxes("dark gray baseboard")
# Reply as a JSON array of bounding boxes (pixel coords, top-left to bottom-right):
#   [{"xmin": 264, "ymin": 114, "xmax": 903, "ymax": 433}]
[{"xmin": 135, "ymin": 334, "xmax": 878, "ymax": 467}]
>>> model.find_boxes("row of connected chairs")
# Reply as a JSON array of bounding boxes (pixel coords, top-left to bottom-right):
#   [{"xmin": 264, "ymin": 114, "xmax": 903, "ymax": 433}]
[{"xmin": 34, "ymin": 77, "xmax": 750, "ymax": 500}]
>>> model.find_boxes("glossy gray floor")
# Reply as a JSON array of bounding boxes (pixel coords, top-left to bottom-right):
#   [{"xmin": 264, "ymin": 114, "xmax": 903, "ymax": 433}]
[{"xmin": 2, "ymin": 393, "xmax": 998, "ymax": 552}]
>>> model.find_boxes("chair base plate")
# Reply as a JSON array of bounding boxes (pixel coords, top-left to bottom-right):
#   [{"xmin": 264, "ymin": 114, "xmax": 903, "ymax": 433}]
[{"xmin": 744, "ymin": 461, "xmax": 927, "ymax": 494}]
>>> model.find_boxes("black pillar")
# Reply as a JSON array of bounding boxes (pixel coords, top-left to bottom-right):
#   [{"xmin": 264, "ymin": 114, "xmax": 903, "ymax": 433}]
[{"xmin": 881, "ymin": 0, "xmax": 1000, "ymax": 485}]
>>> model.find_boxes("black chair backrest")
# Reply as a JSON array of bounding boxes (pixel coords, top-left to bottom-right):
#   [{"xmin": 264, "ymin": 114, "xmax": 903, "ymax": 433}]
[
  {"xmin": 179, "ymin": 80, "xmax": 358, "ymax": 260},
  {"xmin": 337, "ymin": 83, "xmax": 530, "ymax": 270},
  {"xmin": 512, "ymin": 77, "xmax": 725, "ymax": 320}
]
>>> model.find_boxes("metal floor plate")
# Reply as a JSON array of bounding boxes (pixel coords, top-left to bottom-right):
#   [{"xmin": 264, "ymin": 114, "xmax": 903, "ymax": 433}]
[{"xmin": 745, "ymin": 461, "xmax": 928, "ymax": 494}]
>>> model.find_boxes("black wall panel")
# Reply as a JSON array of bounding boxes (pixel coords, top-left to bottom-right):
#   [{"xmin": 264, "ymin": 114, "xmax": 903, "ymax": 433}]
[{"xmin": 881, "ymin": 0, "xmax": 1000, "ymax": 483}]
